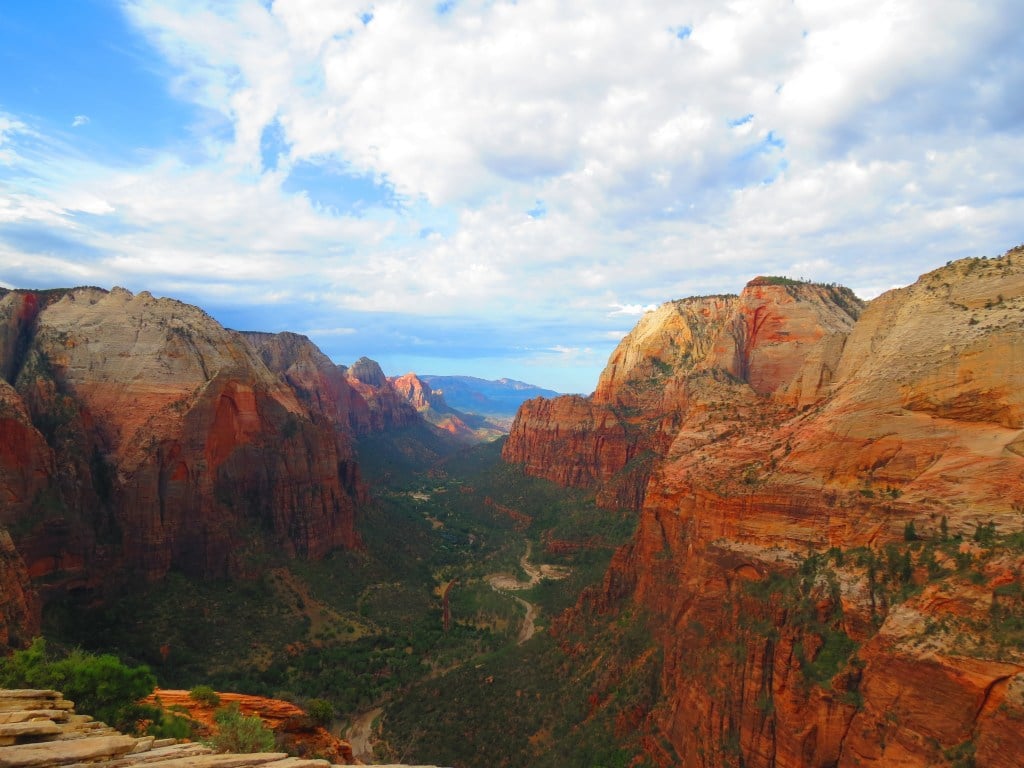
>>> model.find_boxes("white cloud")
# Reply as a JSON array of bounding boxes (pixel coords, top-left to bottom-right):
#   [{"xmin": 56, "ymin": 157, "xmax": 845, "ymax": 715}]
[
  {"xmin": 609, "ymin": 303, "xmax": 658, "ymax": 316},
  {"xmin": 1, "ymin": 0, "xmax": 1022, "ymax": 391},
  {"xmin": 71, "ymin": 115, "xmax": 90, "ymax": 128},
  {"xmin": 305, "ymin": 326, "xmax": 357, "ymax": 336}
]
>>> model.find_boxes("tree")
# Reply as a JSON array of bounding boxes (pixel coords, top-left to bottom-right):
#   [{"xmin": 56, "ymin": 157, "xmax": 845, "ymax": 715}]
[
  {"xmin": 305, "ymin": 698, "xmax": 334, "ymax": 726},
  {"xmin": 189, "ymin": 685, "xmax": 221, "ymax": 707},
  {"xmin": 0, "ymin": 638, "xmax": 156, "ymax": 732},
  {"xmin": 210, "ymin": 703, "xmax": 275, "ymax": 753}
]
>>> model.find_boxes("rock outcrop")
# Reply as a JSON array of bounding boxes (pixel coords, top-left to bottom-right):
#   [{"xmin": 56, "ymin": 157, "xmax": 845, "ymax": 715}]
[
  {"xmin": 391, "ymin": 373, "xmax": 504, "ymax": 442},
  {"xmin": 142, "ymin": 689, "xmax": 355, "ymax": 765},
  {"xmin": 0, "ymin": 688, "xmax": 359, "ymax": 767},
  {"xmin": 0, "ymin": 288, "xmax": 407, "ymax": 642},
  {"xmin": 504, "ymin": 279, "xmax": 862, "ymax": 511},
  {"xmin": 515, "ymin": 247, "xmax": 1024, "ymax": 767},
  {"xmin": 345, "ymin": 358, "xmax": 419, "ymax": 433},
  {"xmin": 391, "ymin": 373, "xmax": 445, "ymax": 412}
]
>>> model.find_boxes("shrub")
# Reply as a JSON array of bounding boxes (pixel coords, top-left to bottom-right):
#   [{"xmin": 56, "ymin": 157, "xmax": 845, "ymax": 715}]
[
  {"xmin": 305, "ymin": 698, "xmax": 334, "ymax": 726},
  {"xmin": 0, "ymin": 638, "xmax": 156, "ymax": 732},
  {"xmin": 903, "ymin": 521, "xmax": 918, "ymax": 541},
  {"xmin": 974, "ymin": 522, "xmax": 997, "ymax": 546},
  {"xmin": 145, "ymin": 707, "xmax": 194, "ymax": 739},
  {"xmin": 210, "ymin": 703, "xmax": 275, "ymax": 753},
  {"xmin": 189, "ymin": 685, "xmax": 221, "ymax": 707}
]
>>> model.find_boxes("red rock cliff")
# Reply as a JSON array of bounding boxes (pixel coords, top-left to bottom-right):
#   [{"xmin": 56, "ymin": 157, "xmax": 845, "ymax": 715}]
[
  {"xmin": 0, "ymin": 287, "xmax": 367, "ymax": 604},
  {"xmin": 504, "ymin": 281, "xmax": 862, "ymax": 511},
  {"xmin": 524, "ymin": 249, "xmax": 1024, "ymax": 767},
  {"xmin": 0, "ymin": 528, "xmax": 38, "ymax": 652},
  {"xmin": 345, "ymin": 357, "xmax": 419, "ymax": 433}
]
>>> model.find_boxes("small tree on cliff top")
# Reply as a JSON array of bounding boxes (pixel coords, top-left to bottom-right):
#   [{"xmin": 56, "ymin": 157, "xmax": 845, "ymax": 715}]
[{"xmin": 210, "ymin": 703, "xmax": 275, "ymax": 753}]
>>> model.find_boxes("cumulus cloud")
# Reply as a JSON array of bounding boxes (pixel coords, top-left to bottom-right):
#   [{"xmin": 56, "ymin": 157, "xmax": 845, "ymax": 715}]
[
  {"xmin": 609, "ymin": 303, "xmax": 658, "ymax": 317},
  {"xmin": 1, "ymin": 0, "xmax": 1022, "ymax": 390}
]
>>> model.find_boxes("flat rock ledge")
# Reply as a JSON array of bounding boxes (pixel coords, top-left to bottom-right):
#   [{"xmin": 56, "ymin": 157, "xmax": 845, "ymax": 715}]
[{"xmin": 0, "ymin": 689, "xmax": 445, "ymax": 768}]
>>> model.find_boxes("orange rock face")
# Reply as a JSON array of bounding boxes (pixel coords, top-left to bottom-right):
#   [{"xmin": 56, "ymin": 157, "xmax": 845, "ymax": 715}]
[
  {"xmin": 346, "ymin": 357, "xmax": 419, "ymax": 433},
  {"xmin": 391, "ymin": 372, "xmax": 439, "ymax": 411},
  {"xmin": 513, "ymin": 248, "xmax": 1024, "ymax": 766},
  {"xmin": 392, "ymin": 371, "xmax": 504, "ymax": 442},
  {"xmin": 143, "ymin": 689, "xmax": 356, "ymax": 764},
  {"xmin": 504, "ymin": 280, "xmax": 863, "ymax": 512},
  {"xmin": 0, "ymin": 287, "xmax": 370, "ymax": 611}
]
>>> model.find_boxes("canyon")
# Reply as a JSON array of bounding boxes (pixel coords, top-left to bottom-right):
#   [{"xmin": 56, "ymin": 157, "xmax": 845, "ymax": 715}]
[
  {"xmin": 507, "ymin": 248, "xmax": 1024, "ymax": 767},
  {"xmin": 0, "ymin": 286, "xmax": 469, "ymax": 638},
  {"xmin": 2, "ymin": 248, "xmax": 1024, "ymax": 767}
]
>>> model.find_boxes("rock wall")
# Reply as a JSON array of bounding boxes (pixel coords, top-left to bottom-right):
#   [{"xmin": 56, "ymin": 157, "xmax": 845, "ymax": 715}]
[
  {"xmin": 503, "ymin": 280, "xmax": 863, "ymax": 511},
  {"xmin": 345, "ymin": 357, "xmax": 419, "ymax": 433},
  {"xmin": 0, "ymin": 530, "xmax": 38, "ymax": 652},
  {"xmin": 0, "ymin": 288, "xmax": 392, "ymax": 636},
  {"xmin": 514, "ymin": 248, "xmax": 1024, "ymax": 766}
]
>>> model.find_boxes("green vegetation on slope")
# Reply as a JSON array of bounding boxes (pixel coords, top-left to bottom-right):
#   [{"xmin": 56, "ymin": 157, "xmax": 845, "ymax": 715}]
[
  {"xmin": 379, "ymin": 610, "xmax": 661, "ymax": 768},
  {"xmin": 0, "ymin": 638, "xmax": 192, "ymax": 737},
  {"xmin": 41, "ymin": 433, "xmax": 640, "ymax": 767}
]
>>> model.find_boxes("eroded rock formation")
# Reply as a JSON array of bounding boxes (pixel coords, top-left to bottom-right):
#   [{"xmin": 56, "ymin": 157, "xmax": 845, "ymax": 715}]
[
  {"xmin": 517, "ymin": 248, "xmax": 1024, "ymax": 767},
  {"xmin": 504, "ymin": 279, "xmax": 863, "ymax": 511},
  {"xmin": 142, "ymin": 689, "xmax": 356, "ymax": 764},
  {"xmin": 392, "ymin": 372, "xmax": 506, "ymax": 442},
  {"xmin": 0, "ymin": 287, "xmax": 439, "ymax": 645},
  {"xmin": 0, "ymin": 687, "xmax": 360, "ymax": 766}
]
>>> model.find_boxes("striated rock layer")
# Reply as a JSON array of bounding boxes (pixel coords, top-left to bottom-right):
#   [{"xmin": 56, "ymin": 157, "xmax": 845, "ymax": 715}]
[
  {"xmin": 143, "ymin": 689, "xmax": 356, "ymax": 764},
  {"xmin": 504, "ymin": 279, "xmax": 862, "ymax": 511},
  {"xmin": 0, "ymin": 287, "xmax": 425, "ymax": 642},
  {"xmin": 0, "ymin": 687, "xmax": 359, "ymax": 766},
  {"xmin": 518, "ymin": 248, "xmax": 1024, "ymax": 767}
]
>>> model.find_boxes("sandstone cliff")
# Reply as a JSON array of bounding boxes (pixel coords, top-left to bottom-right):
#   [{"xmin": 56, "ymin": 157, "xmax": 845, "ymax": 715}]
[
  {"xmin": 504, "ymin": 279, "xmax": 862, "ymax": 511},
  {"xmin": 0, "ymin": 288, "xmax": 377, "ymax": 637},
  {"xmin": 516, "ymin": 248, "xmax": 1024, "ymax": 767},
  {"xmin": 0, "ymin": 530, "xmax": 37, "ymax": 653},
  {"xmin": 392, "ymin": 372, "xmax": 505, "ymax": 442},
  {"xmin": 346, "ymin": 357, "xmax": 419, "ymax": 433},
  {"xmin": 142, "ymin": 689, "xmax": 356, "ymax": 764}
]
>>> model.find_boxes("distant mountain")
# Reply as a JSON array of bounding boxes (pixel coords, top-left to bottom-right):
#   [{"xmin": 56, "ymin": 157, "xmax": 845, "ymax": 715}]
[
  {"xmin": 420, "ymin": 375, "xmax": 560, "ymax": 420},
  {"xmin": 391, "ymin": 372, "xmax": 506, "ymax": 442}
]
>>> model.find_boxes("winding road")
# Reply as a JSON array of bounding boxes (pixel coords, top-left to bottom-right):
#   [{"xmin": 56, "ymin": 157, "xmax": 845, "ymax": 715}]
[{"xmin": 486, "ymin": 542, "xmax": 569, "ymax": 644}]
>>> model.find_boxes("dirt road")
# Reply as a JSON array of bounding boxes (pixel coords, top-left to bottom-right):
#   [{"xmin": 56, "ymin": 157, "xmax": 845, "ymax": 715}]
[
  {"xmin": 486, "ymin": 542, "xmax": 568, "ymax": 644},
  {"xmin": 342, "ymin": 707, "xmax": 381, "ymax": 762}
]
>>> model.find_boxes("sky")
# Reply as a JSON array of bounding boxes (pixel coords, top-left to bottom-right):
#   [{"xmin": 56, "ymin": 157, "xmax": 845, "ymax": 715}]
[{"xmin": 0, "ymin": 1, "xmax": 1022, "ymax": 393}]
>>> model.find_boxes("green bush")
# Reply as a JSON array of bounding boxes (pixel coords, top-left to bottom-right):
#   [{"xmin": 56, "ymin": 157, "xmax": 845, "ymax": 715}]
[
  {"xmin": 210, "ymin": 703, "xmax": 275, "ymax": 753},
  {"xmin": 189, "ymin": 685, "xmax": 221, "ymax": 707},
  {"xmin": 0, "ymin": 638, "xmax": 156, "ymax": 732},
  {"xmin": 145, "ymin": 707, "xmax": 194, "ymax": 739},
  {"xmin": 305, "ymin": 698, "xmax": 334, "ymax": 726}
]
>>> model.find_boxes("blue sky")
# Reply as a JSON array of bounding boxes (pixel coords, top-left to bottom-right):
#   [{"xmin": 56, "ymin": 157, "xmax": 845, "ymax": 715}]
[{"xmin": 1, "ymin": 1, "xmax": 1022, "ymax": 393}]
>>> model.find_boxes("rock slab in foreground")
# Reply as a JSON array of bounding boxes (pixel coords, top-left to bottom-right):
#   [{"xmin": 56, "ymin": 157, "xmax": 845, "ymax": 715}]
[{"xmin": 0, "ymin": 689, "xmax": 448, "ymax": 768}]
